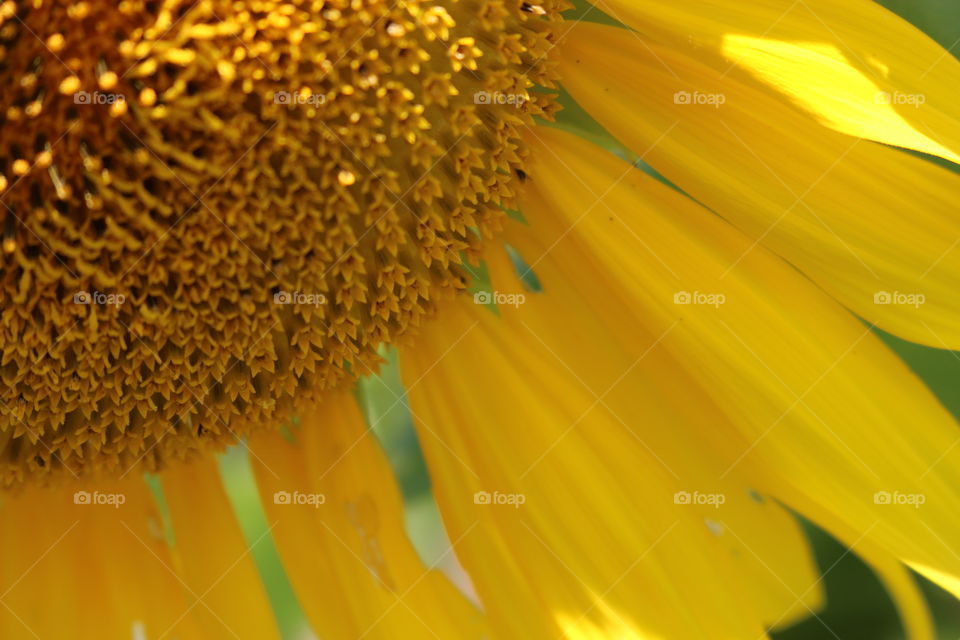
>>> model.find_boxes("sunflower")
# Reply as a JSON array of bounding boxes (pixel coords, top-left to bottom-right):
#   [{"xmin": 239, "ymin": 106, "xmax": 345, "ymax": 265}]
[{"xmin": 1, "ymin": 0, "xmax": 959, "ymax": 637}]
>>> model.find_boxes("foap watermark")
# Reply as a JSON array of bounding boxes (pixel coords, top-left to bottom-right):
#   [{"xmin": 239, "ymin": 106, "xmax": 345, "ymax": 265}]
[
  {"xmin": 673, "ymin": 90, "xmax": 725, "ymax": 108},
  {"xmin": 74, "ymin": 90, "xmax": 126, "ymax": 105},
  {"xmin": 474, "ymin": 490, "xmax": 526, "ymax": 508},
  {"xmin": 274, "ymin": 90, "xmax": 326, "ymax": 106},
  {"xmin": 674, "ymin": 290, "xmax": 725, "ymax": 308},
  {"xmin": 874, "ymin": 291, "xmax": 925, "ymax": 308},
  {"xmin": 873, "ymin": 490, "xmax": 925, "ymax": 508},
  {"xmin": 674, "ymin": 490, "xmax": 726, "ymax": 508},
  {"xmin": 874, "ymin": 91, "xmax": 926, "ymax": 107},
  {"xmin": 273, "ymin": 490, "xmax": 326, "ymax": 508},
  {"xmin": 74, "ymin": 290, "xmax": 125, "ymax": 306},
  {"xmin": 473, "ymin": 90, "xmax": 525, "ymax": 108},
  {"xmin": 474, "ymin": 290, "xmax": 525, "ymax": 308},
  {"xmin": 73, "ymin": 490, "xmax": 126, "ymax": 508},
  {"xmin": 274, "ymin": 290, "xmax": 327, "ymax": 306}
]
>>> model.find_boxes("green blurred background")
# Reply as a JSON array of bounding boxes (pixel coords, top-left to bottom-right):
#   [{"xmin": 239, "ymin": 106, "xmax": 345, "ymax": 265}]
[{"xmin": 207, "ymin": 1, "xmax": 960, "ymax": 637}]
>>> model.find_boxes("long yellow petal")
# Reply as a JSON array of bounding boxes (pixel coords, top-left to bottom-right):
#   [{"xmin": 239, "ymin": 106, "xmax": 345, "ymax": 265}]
[
  {"xmin": 559, "ymin": 21, "xmax": 960, "ymax": 349},
  {"xmin": 593, "ymin": 0, "xmax": 960, "ymax": 163},
  {"xmin": 516, "ymin": 126, "xmax": 960, "ymax": 616},
  {"xmin": 402, "ymin": 293, "xmax": 768, "ymax": 638},
  {"xmin": 759, "ymin": 477, "xmax": 935, "ymax": 639},
  {"xmin": 0, "ymin": 477, "xmax": 203, "ymax": 639},
  {"xmin": 484, "ymin": 246, "xmax": 825, "ymax": 630},
  {"xmin": 866, "ymin": 553, "xmax": 935, "ymax": 640},
  {"xmin": 247, "ymin": 392, "xmax": 486, "ymax": 640},
  {"xmin": 162, "ymin": 457, "xmax": 281, "ymax": 639}
]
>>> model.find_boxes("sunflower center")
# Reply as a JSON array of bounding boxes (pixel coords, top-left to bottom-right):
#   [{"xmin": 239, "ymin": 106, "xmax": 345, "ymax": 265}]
[{"xmin": 0, "ymin": 0, "xmax": 562, "ymax": 485}]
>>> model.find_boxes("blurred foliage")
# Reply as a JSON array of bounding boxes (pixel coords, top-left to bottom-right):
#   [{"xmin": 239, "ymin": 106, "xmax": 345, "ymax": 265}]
[
  {"xmin": 878, "ymin": 0, "xmax": 960, "ymax": 51},
  {"xmin": 214, "ymin": 1, "xmax": 960, "ymax": 637}
]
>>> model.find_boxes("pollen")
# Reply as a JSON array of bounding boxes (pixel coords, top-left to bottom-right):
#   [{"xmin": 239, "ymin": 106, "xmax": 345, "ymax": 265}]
[{"xmin": 0, "ymin": 0, "xmax": 564, "ymax": 486}]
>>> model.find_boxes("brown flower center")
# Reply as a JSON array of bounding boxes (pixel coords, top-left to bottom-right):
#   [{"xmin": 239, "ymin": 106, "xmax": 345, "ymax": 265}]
[{"xmin": 0, "ymin": 0, "xmax": 562, "ymax": 485}]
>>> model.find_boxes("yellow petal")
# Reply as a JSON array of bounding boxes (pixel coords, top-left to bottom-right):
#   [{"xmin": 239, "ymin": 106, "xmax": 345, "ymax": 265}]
[
  {"xmin": 485, "ymin": 246, "xmax": 825, "ymax": 630},
  {"xmin": 559, "ymin": 21, "xmax": 960, "ymax": 349},
  {"xmin": 162, "ymin": 457, "xmax": 281, "ymax": 639},
  {"xmin": 595, "ymin": 0, "xmax": 960, "ymax": 163},
  {"xmin": 761, "ymin": 479, "xmax": 935, "ymax": 640},
  {"xmin": 402, "ymin": 295, "xmax": 768, "ymax": 638},
  {"xmin": 866, "ymin": 554, "xmax": 934, "ymax": 640},
  {"xmin": 516, "ymin": 126, "xmax": 960, "ymax": 612},
  {"xmin": 247, "ymin": 392, "xmax": 486, "ymax": 639},
  {"xmin": 0, "ymin": 477, "xmax": 203, "ymax": 639}
]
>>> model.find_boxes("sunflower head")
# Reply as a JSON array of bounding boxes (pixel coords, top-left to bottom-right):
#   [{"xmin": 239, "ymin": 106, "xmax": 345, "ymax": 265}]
[{"xmin": 0, "ymin": 0, "xmax": 563, "ymax": 486}]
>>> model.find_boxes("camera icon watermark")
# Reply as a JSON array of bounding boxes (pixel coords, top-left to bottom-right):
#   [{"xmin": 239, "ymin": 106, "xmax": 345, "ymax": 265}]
[
  {"xmin": 473, "ymin": 490, "xmax": 525, "ymax": 508},
  {"xmin": 273, "ymin": 290, "xmax": 326, "ymax": 307},
  {"xmin": 873, "ymin": 291, "xmax": 925, "ymax": 308},
  {"xmin": 673, "ymin": 90, "xmax": 725, "ymax": 108},
  {"xmin": 673, "ymin": 490, "xmax": 726, "ymax": 508},
  {"xmin": 273, "ymin": 490, "xmax": 326, "ymax": 508},
  {"xmin": 473, "ymin": 90, "xmax": 525, "ymax": 108},
  {"xmin": 273, "ymin": 90, "xmax": 326, "ymax": 106},
  {"xmin": 73, "ymin": 490, "xmax": 126, "ymax": 508},
  {"xmin": 673, "ymin": 290, "xmax": 725, "ymax": 308},
  {"xmin": 74, "ymin": 90, "xmax": 126, "ymax": 105},
  {"xmin": 874, "ymin": 91, "xmax": 925, "ymax": 108},
  {"xmin": 473, "ymin": 290, "xmax": 525, "ymax": 307},
  {"xmin": 873, "ymin": 490, "xmax": 925, "ymax": 508},
  {"xmin": 73, "ymin": 290, "xmax": 125, "ymax": 306}
]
